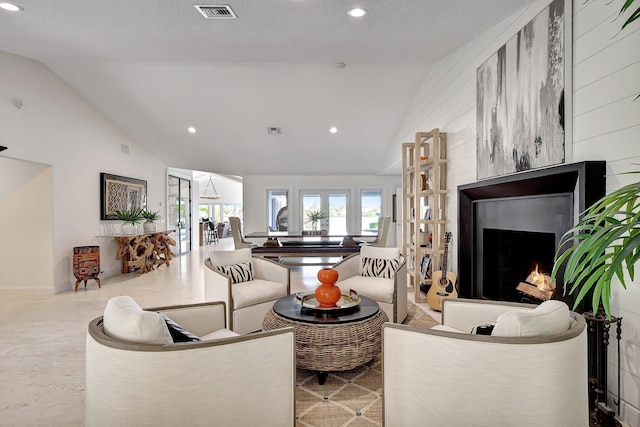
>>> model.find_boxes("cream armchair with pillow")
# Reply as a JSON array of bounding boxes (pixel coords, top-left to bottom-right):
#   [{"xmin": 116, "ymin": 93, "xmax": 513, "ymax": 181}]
[
  {"xmin": 86, "ymin": 296, "xmax": 295, "ymax": 427},
  {"xmin": 383, "ymin": 298, "xmax": 588, "ymax": 427},
  {"xmin": 332, "ymin": 246, "xmax": 407, "ymax": 323},
  {"xmin": 204, "ymin": 248, "xmax": 290, "ymax": 334}
]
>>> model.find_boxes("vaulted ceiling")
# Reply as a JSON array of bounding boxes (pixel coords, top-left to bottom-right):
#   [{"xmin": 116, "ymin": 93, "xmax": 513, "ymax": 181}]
[{"xmin": 0, "ymin": 0, "xmax": 534, "ymax": 176}]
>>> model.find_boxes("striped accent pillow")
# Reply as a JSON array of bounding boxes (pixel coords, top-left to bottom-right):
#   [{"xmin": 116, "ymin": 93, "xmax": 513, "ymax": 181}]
[
  {"xmin": 160, "ymin": 314, "xmax": 201, "ymax": 343},
  {"xmin": 361, "ymin": 257, "xmax": 399, "ymax": 279},
  {"xmin": 216, "ymin": 261, "xmax": 254, "ymax": 284}
]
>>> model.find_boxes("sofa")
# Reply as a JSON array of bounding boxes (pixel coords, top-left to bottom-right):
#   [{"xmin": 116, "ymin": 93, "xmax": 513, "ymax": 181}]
[
  {"xmin": 383, "ymin": 298, "xmax": 588, "ymax": 426},
  {"xmin": 86, "ymin": 296, "xmax": 295, "ymax": 427}
]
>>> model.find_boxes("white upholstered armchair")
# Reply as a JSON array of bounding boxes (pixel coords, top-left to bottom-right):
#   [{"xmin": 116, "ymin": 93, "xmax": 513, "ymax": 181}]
[
  {"xmin": 332, "ymin": 246, "xmax": 407, "ymax": 323},
  {"xmin": 383, "ymin": 298, "xmax": 588, "ymax": 426},
  {"xmin": 86, "ymin": 296, "xmax": 295, "ymax": 427},
  {"xmin": 204, "ymin": 248, "xmax": 290, "ymax": 334}
]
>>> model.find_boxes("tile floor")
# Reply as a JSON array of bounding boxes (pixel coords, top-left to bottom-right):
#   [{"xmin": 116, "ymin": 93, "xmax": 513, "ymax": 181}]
[{"xmin": 0, "ymin": 237, "xmax": 439, "ymax": 426}]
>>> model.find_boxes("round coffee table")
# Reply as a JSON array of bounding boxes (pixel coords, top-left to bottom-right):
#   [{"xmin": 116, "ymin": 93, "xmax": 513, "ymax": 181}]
[{"xmin": 262, "ymin": 294, "xmax": 388, "ymax": 384}]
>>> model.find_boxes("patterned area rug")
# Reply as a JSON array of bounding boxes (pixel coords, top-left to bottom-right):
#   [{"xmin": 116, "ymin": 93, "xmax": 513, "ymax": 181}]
[{"xmin": 295, "ymin": 302, "xmax": 438, "ymax": 426}]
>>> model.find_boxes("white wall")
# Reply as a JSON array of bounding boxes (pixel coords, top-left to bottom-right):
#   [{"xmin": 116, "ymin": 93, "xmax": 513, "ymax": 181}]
[
  {"xmin": 386, "ymin": 0, "xmax": 640, "ymax": 423},
  {"xmin": 204, "ymin": 175, "xmax": 243, "ymax": 205},
  {"xmin": 242, "ymin": 174, "xmax": 400, "ymax": 245},
  {"xmin": 0, "ymin": 157, "xmax": 53, "ymax": 291},
  {"xmin": 0, "ymin": 51, "xmax": 168, "ymax": 293}
]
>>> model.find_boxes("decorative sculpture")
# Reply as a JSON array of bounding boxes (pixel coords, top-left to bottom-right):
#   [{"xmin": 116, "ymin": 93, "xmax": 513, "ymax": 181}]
[{"xmin": 73, "ymin": 246, "xmax": 101, "ymax": 291}]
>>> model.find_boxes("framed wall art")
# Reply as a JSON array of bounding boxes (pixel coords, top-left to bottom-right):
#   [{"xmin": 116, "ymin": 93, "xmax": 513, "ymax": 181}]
[
  {"xmin": 420, "ymin": 255, "xmax": 432, "ymax": 280},
  {"xmin": 476, "ymin": 0, "xmax": 571, "ymax": 180},
  {"xmin": 100, "ymin": 173, "xmax": 147, "ymax": 220}
]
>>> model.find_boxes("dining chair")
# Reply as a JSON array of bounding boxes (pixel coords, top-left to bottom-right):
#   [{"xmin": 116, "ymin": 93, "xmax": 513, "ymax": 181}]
[
  {"xmin": 229, "ymin": 216, "xmax": 257, "ymax": 249},
  {"xmin": 358, "ymin": 216, "xmax": 391, "ymax": 247}
]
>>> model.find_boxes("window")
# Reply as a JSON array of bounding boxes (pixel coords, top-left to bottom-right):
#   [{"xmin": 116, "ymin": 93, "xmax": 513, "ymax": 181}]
[
  {"xmin": 222, "ymin": 204, "xmax": 242, "ymax": 222},
  {"xmin": 361, "ymin": 190, "xmax": 382, "ymax": 234},
  {"xmin": 199, "ymin": 204, "xmax": 213, "ymax": 221},
  {"xmin": 198, "ymin": 204, "xmax": 242, "ymax": 223}
]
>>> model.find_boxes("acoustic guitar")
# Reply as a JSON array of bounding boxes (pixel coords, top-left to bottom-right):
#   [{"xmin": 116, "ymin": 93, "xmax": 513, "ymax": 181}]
[{"xmin": 426, "ymin": 231, "xmax": 458, "ymax": 311}]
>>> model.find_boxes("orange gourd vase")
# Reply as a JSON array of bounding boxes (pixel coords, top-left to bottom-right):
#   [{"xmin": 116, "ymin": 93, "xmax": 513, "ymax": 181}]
[{"xmin": 315, "ymin": 268, "xmax": 341, "ymax": 307}]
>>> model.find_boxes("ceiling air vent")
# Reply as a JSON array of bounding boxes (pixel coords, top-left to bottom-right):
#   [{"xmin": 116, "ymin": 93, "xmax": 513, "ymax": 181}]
[
  {"xmin": 267, "ymin": 127, "xmax": 282, "ymax": 134},
  {"xmin": 194, "ymin": 5, "xmax": 237, "ymax": 19}
]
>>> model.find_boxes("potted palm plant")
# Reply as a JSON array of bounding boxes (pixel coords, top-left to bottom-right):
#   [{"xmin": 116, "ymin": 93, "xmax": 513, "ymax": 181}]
[
  {"xmin": 115, "ymin": 207, "xmax": 144, "ymax": 234},
  {"xmin": 141, "ymin": 209, "xmax": 162, "ymax": 233},
  {"xmin": 551, "ymin": 172, "xmax": 638, "ymax": 427},
  {"xmin": 306, "ymin": 209, "xmax": 328, "ymax": 231},
  {"xmin": 552, "ymin": 172, "xmax": 639, "ymax": 318}
]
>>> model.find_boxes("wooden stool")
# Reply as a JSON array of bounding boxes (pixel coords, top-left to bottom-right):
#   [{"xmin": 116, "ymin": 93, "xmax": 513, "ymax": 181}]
[{"xmin": 73, "ymin": 246, "xmax": 101, "ymax": 291}]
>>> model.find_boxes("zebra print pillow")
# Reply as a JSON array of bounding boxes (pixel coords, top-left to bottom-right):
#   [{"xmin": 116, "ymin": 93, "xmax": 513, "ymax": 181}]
[
  {"xmin": 361, "ymin": 257, "xmax": 399, "ymax": 279},
  {"xmin": 215, "ymin": 261, "xmax": 254, "ymax": 284}
]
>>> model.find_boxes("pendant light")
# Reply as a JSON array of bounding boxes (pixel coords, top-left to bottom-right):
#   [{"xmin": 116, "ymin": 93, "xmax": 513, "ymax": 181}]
[{"xmin": 201, "ymin": 176, "xmax": 221, "ymax": 200}]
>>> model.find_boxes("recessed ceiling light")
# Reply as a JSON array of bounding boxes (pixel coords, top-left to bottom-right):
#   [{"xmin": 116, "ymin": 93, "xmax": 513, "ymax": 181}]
[
  {"xmin": 347, "ymin": 8, "xmax": 367, "ymax": 18},
  {"xmin": 330, "ymin": 127, "xmax": 338, "ymax": 134},
  {"xmin": 0, "ymin": 3, "xmax": 23, "ymax": 11},
  {"xmin": 187, "ymin": 127, "xmax": 196, "ymax": 134}
]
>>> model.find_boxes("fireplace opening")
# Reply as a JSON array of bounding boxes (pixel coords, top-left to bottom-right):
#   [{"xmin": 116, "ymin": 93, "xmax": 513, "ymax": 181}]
[
  {"xmin": 482, "ymin": 229, "xmax": 555, "ymax": 302},
  {"xmin": 473, "ymin": 192, "xmax": 573, "ymax": 301}
]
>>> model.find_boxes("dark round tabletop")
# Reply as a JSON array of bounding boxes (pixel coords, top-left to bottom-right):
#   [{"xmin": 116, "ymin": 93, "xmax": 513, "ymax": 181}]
[{"xmin": 272, "ymin": 293, "xmax": 379, "ymax": 324}]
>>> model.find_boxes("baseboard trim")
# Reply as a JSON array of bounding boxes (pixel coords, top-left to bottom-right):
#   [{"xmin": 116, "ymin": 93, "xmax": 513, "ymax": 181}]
[
  {"xmin": 0, "ymin": 287, "xmax": 53, "ymax": 295},
  {"xmin": 608, "ymin": 394, "xmax": 640, "ymax": 427}
]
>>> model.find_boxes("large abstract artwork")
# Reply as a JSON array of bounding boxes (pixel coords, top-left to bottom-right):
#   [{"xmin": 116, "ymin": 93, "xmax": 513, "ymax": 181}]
[
  {"xmin": 476, "ymin": 0, "xmax": 567, "ymax": 180},
  {"xmin": 100, "ymin": 173, "xmax": 147, "ymax": 220}
]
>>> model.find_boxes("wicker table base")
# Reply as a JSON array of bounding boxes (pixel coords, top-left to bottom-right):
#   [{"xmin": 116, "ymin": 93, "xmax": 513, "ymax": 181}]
[{"xmin": 263, "ymin": 306, "xmax": 388, "ymax": 383}]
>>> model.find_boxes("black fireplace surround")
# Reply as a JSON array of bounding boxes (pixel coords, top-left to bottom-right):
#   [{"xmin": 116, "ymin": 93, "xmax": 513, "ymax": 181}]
[{"xmin": 458, "ymin": 161, "xmax": 606, "ymax": 309}]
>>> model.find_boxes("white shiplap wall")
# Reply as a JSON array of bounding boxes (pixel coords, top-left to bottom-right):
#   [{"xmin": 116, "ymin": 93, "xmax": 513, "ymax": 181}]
[
  {"xmin": 389, "ymin": 0, "xmax": 640, "ymax": 424},
  {"xmin": 573, "ymin": 1, "xmax": 640, "ymax": 424}
]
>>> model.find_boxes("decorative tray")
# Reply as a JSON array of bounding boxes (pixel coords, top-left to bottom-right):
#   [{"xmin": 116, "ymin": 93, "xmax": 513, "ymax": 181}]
[{"xmin": 294, "ymin": 290, "xmax": 360, "ymax": 312}]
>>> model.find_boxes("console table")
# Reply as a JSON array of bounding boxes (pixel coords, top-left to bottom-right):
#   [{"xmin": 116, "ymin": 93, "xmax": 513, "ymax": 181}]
[{"xmin": 103, "ymin": 230, "xmax": 176, "ymax": 274}]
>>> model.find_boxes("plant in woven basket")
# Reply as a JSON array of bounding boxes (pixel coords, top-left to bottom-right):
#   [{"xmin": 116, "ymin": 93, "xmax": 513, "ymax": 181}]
[{"xmin": 551, "ymin": 171, "xmax": 640, "ymax": 318}]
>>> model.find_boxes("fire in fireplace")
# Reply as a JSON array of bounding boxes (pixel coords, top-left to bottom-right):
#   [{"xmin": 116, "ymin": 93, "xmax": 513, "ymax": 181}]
[{"xmin": 516, "ymin": 264, "xmax": 557, "ymax": 302}]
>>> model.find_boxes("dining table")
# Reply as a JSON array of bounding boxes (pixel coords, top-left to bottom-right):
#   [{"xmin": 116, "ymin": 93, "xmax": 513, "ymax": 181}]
[{"xmin": 244, "ymin": 231, "xmax": 374, "ymax": 247}]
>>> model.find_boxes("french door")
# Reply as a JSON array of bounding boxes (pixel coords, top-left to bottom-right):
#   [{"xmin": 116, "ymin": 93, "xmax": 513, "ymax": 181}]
[
  {"xmin": 300, "ymin": 190, "xmax": 349, "ymax": 234},
  {"xmin": 168, "ymin": 175, "xmax": 191, "ymax": 254}
]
